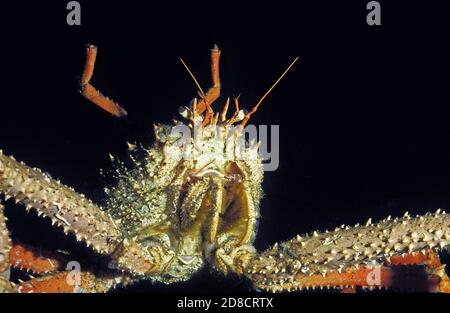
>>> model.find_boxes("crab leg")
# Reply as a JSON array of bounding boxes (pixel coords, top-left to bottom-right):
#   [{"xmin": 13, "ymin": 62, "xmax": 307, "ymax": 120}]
[
  {"xmin": 80, "ymin": 45, "xmax": 127, "ymax": 117},
  {"xmin": 9, "ymin": 242, "xmax": 67, "ymax": 274},
  {"xmin": 16, "ymin": 271, "xmax": 130, "ymax": 293},
  {"xmin": 290, "ymin": 250, "xmax": 450, "ymax": 292},
  {"xmin": 0, "ymin": 151, "xmax": 123, "ymax": 255},
  {"xmin": 323, "ymin": 250, "xmax": 450, "ymax": 292},
  {"xmin": 0, "ymin": 203, "xmax": 11, "ymax": 275},
  {"xmin": 387, "ymin": 249, "xmax": 450, "ymax": 292},
  {"xmin": 244, "ymin": 211, "xmax": 450, "ymax": 292},
  {"xmin": 0, "ymin": 151, "xmax": 171, "ymax": 276},
  {"xmin": 3, "ymin": 200, "xmax": 133, "ymax": 293},
  {"xmin": 292, "ymin": 265, "xmax": 445, "ymax": 292},
  {"xmin": 247, "ymin": 253, "xmax": 448, "ymax": 292},
  {"xmin": 0, "ymin": 202, "xmax": 16, "ymax": 292}
]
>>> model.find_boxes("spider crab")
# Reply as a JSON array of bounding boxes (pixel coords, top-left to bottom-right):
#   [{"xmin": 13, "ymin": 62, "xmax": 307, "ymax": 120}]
[{"xmin": 0, "ymin": 45, "xmax": 449, "ymax": 293}]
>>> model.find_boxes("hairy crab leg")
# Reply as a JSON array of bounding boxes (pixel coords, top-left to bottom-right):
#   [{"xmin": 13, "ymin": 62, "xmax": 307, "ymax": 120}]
[
  {"xmin": 0, "ymin": 151, "xmax": 165, "ymax": 276},
  {"xmin": 80, "ymin": 45, "xmax": 127, "ymax": 117},
  {"xmin": 16, "ymin": 271, "xmax": 130, "ymax": 293},
  {"xmin": 244, "ymin": 211, "xmax": 450, "ymax": 292}
]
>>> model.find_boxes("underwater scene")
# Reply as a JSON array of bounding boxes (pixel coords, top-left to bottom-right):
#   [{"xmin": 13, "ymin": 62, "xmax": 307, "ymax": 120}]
[{"xmin": 0, "ymin": 1, "xmax": 449, "ymax": 302}]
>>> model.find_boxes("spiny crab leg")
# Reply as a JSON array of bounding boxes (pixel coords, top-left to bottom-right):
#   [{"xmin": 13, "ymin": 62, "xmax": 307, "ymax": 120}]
[
  {"xmin": 0, "ymin": 202, "xmax": 16, "ymax": 292},
  {"xmin": 2, "ymin": 200, "xmax": 131, "ymax": 293},
  {"xmin": 244, "ymin": 211, "xmax": 450, "ymax": 292},
  {"xmin": 80, "ymin": 45, "xmax": 128, "ymax": 117},
  {"xmin": 0, "ymin": 203, "xmax": 11, "ymax": 275},
  {"xmin": 287, "ymin": 254, "xmax": 445, "ymax": 292},
  {"xmin": 246, "ymin": 257, "xmax": 448, "ymax": 293},
  {"xmin": 16, "ymin": 271, "xmax": 130, "ymax": 293},
  {"xmin": 9, "ymin": 243, "xmax": 67, "ymax": 274},
  {"xmin": 0, "ymin": 151, "xmax": 165, "ymax": 276},
  {"xmin": 388, "ymin": 249, "xmax": 450, "ymax": 292},
  {"xmin": 339, "ymin": 249, "xmax": 450, "ymax": 293},
  {"xmin": 0, "ymin": 151, "xmax": 123, "ymax": 254}
]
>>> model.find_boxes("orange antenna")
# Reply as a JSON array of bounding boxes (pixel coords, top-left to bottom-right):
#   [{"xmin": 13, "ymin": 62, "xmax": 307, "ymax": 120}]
[
  {"xmin": 240, "ymin": 56, "xmax": 300, "ymax": 128},
  {"xmin": 179, "ymin": 57, "xmax": 215, "ymax": 126},
  {"xmin": 179, "ymin": 58, "xmax": 208, "ymax": 102}
]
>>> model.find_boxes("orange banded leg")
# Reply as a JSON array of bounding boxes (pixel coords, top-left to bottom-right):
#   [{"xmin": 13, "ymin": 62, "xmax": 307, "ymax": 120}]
[
  {"xmin": 80, "ymin": 45, "xmax": 127, "ymax": 117},
  {"xmin": 9, "ymin": 243, "xmax": 67, "ymax": 274},
  {"xmin": 196, "ymin": 45, "xmax": 221, "ymax": 115},
  {"xmin": 17, "ymin": 271, "xmax": 125, "ymax": 293}
]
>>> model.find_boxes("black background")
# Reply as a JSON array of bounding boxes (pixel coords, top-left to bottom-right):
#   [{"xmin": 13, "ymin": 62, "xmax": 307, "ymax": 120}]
[{"xmin": 0, "ymin": 1, "xmax": 449, "ymax": 292}]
